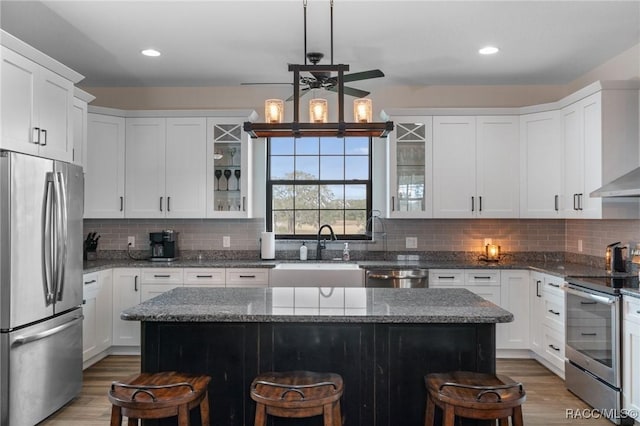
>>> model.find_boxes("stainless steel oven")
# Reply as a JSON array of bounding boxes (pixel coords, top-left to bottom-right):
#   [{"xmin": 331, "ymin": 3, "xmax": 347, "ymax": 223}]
[{"xmin": 563, "ymin": 276, "xmax": 638, "ymax": 425}]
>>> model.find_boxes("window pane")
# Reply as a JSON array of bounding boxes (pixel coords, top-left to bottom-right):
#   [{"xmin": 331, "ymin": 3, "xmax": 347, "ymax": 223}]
[
  {"xmin": 296, "ymin": 137, "xmax": 319, "ymax": 155},
  {"xmin": 320, "ymin": 156, "xmax": 344, "ymax": 180},
  {"xmin": 295, "ymin": 211, "xmax": 318, "ymax": 234},
  {"xmin": 345, "ymin": 156, "xmax": 369, "ymax": 180},
  {"xmin": 273, "ymin": 185, "xmax": 294, "ymax": 209},
  {"xmin": 295, "ymin": 185, "xmax": 319, "ymax": 209},
  {"xmin": 345, "ymin": 185, "xmax": 366, "ymax": 208},
  {"xmin": 345, "ymin": 137, "xmax": 369, "ymax": 155},
  {"xmin": 319, "ymin": 211, "xmax": 344, "ymax": 235},
  {"xmin": 273, "ymin": 211, "xmax": 294, "ymax": 234},
  {"xmin": 345, "ymin": 210, "xmax": 367, "ymax": 234},
  {"xmin": 322, "ymin": 185, "xmax": 344, "ymax": 209},
  {"xmin": 295, "ymin": 157, "xmax": 319, "ymax": 180},
  {"xmin": 271, "ymin": 137, "xmax": 295, "ymax": 155},
  {"xmin": 320, "ymin": 137, "xmax": 344, "ymax": 155},
  {"xmin": 271, "ymin": 156, "xmax": 294, "ymax": 179}
]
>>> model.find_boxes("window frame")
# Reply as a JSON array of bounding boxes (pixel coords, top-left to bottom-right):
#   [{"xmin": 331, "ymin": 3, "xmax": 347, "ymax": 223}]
[{"xmin": 266, "ymin": 136, "xmax": 373, "ymax": 240}]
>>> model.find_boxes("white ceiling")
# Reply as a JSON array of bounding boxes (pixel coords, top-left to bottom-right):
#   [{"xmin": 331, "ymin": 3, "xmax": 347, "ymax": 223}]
[{"xmin": 1, "ymin": 0, "xmax": 639, "ymax": 90}]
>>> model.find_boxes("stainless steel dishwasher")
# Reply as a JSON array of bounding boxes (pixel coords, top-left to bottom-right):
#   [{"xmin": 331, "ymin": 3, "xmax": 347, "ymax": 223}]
[{"xmin": 365, "ymin": 269, "xmax": 428, "ymax": 288}]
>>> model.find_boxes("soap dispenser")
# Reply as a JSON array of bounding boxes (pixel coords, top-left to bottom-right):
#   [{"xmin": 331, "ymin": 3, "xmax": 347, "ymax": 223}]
[
  {"xmin": 342, "ymin": 242, "xmax": 350, "ymax": 261},
  {"xmin": 299, "ymin": 242, "xmax": 308, "ymax": 261}
]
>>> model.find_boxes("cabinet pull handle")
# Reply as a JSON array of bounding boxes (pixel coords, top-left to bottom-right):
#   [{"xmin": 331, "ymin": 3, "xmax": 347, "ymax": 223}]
[
  {"xmin": 82, "ymin": 299, "xmax": 86, "ymax": 305},
  {"xmin": 154, "ymin": 274, "xmax": 171, "ymax": 278},
  {"xmin": 548, "ymin": 344, "xmax": 560, "ymax": 352},
  {"xmin": 438, "ymin": 276, "xmax": 456, "ymax": 279},
  {"xmin": 239, "ymin": 275, "xmax": 256, "ymax": 278},
  {"xmin": 581, "ymin": 332, "xmax": 597, "ymax": 336},
  {"xmin": 554, "ymin": 195, "xmax": 559, "ymax": 211},
  {"xmin": 471, "ymin": 196, "xmax": 475, "ymax": 212},
  {"xmin": 32, "ymin": 127, "xmax": 41, "ymax": 144},
  {"xmin": 196, "ymin": 275, "xmax": 213, "ymax": 278},
  {"xmin": 167, "ymin": 196, "xmax": 171, "ymax": 212},
  {"xmin": 40, "ymin": 129, "xmax": 47, "ymax": 146},
  {"xmin": 578, "ymin": 193, "xmax": 583, "ymax": 211},
  {"xmin": 160, "ymin": 197, "xmax": 163, "ymax": 212},
  {"xmin": 548, "ymin": 309, "xmax": 560, "ymax": 316},
  {"xmin": 242, "ymin": 196, "xmax": 246, "ymax": 212},
  {"xmin": 473, "ymin": 276, "xmax": 491, "ymax": 280},
  {"xmin": 536, "ymin": 280, "xmax": 541, "ymax": 297},
  {"xmin": 548, "ymin": 283, "xmax": 560, "ymax": 288},
  {"xmin": 479, "ymin": 196, "xmax": 482, "ymax": 212},
  {"xmin": 120, "ymin": 196, "xmax": 124, "ymax": 211},
  {"xmin": 573, "ymin": 193, "xmax": 579, "ymax": 211},
  {"xmin": 391, "ymin": 196, "xmax": 395, "ymax": 212},
  {"xmin": 636, "ymin": 310, "xmax": 640, "ymax": 314},
  {"xmin": 84, "ymin": 279, "xmax": 97, "ymax": 285},
  {"xmin": 580, "ymin": 301, "xmax": 597, "ymax": 305},
  {"xmin": 134, "ymin": 276, "xmax": 138, "ymax": 292}
]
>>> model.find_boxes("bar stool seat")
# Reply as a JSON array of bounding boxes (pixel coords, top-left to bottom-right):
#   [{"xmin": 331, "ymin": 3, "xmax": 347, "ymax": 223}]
[
  {"xmin": 108, "ymin": 371, "xmax": 211, "ymax": 426},
  {"xmin": 424, "ymin": 371, "xmax": 526, "ymax": 426},
  {"xmin": 250, "ymin": 370, "xmax": 343, "ymax": 426}
]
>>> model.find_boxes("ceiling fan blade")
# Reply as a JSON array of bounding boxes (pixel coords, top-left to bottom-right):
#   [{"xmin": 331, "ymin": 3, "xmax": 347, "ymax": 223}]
[
  {"xmin": 327, "ymin": 69, "xmax": 385, "ymax": 85},
  {"xmin": 285, "ymin": 87, "xmax": 311, "ymax": 102},
  {"xmin": 327, "ymin": 85, "xmax": 370, "ymax": 98},
  {"xmin": 310, "ymin": 71, "xmax": 331, "ymax": 82}
]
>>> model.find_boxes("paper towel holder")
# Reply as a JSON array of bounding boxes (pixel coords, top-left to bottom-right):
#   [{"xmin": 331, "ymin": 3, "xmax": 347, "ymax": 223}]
[{"xmin": 260, "ymin": 231, "xmax": 276, "ymax": 260}]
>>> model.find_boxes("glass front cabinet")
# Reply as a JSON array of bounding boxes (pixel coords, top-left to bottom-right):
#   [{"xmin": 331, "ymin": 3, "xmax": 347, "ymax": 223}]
[
  {"xmin": 206, "ymin": 117, "xmax": 253, "ymax": 218},
  {"xmin": 386, "ymin": 117, "xmax": 433, "ymax": 218}
]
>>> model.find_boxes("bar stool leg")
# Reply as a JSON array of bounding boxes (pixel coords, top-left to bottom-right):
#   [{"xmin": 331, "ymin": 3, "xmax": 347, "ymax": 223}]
[
  {"xmin": 200, "ymin": 390, "xmax": 210, "ymax": 426},
  {"xmin": 110, "ymin": 405, "xmax": 122, "ymax": 426},
  {"xmin": 127, "ymin": 418, "xmax": 138, "ymax": 426},
  {"xmin": 254, "ymin": 402, "xmax": 267, "ymax": 426},
  {"xmin": 499, "ymin": 418, "xmax": 509, "ymax": 426},
  {"xmin": 424, "ymin": 394, "xmax": 435, "ymax": 426},
  {"xmin": 177, "ymin": 403, "xmax": 190, "ymax": 426},
  {"xmin": 323, "ymin": 402, "xmax": 334, "ymax": 426},
  {"xmin": 332, "ymin": 400, "xmax": 342, "ymax": 426},
  {"xmin": 442, "ymin": 404, "xmax": 455, "ymax": 426},
  {"xmin": 513, "ymin": 405, "xmax": 524, "ymax": 426}
]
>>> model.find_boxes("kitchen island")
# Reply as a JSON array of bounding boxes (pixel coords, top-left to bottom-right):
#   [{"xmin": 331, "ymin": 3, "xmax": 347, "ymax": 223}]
[{"xmin": 122, "ymin": 287, "xmax": 513, "ymax": 426}]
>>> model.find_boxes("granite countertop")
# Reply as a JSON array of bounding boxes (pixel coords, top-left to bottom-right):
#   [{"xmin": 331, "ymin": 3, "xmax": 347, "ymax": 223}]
[{"xmin": 120, "ymin": 287, "xmax": 514, "ymax": 324}]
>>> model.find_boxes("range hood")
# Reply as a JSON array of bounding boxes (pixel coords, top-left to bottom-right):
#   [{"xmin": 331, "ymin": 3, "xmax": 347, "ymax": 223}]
[{"xmin": 590, "ymin": 167, "xmax": 640, "ymax": 197}]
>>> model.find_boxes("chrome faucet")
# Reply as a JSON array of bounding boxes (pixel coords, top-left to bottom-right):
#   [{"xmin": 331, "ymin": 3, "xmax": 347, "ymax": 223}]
[{"xmin": 316, "ymin": 224, "xmax": 337, "ymax": 260}]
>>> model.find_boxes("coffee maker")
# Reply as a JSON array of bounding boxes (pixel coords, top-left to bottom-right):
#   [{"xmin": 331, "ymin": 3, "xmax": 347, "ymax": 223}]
[{"xmin": 149, "ymin": 230, "xmax": 178, "ymax": 261}]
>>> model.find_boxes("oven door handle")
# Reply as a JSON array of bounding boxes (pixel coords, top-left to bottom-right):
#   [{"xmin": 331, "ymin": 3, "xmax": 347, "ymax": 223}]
[{"xmin": 561, "ymin": 283, "xmax": 617, "ymax": 305}]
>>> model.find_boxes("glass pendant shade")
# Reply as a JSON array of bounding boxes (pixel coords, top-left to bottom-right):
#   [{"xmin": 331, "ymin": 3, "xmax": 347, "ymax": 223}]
[
  {"xmin": 353, "ymin": 98, "xmax": 373, "ymax": 123},
  {"xmin": 265, "ymin": 99, "xmax": 284, "ymax": 123},
  {"xmin": 309, "ymin": 98, "xmax": 328, "ymax": 123}
]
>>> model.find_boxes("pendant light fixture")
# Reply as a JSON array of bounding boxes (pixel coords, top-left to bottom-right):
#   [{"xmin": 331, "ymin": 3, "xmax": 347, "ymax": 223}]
[{"xmin": 244, "ymin": 0, "xmax": 392, "ymax": 138}]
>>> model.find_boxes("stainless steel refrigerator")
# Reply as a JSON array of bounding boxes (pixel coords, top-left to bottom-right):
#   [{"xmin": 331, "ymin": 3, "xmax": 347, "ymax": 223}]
[{"xmin": 0, "ymin": 151, "xmax": 83, "ymax": 426}]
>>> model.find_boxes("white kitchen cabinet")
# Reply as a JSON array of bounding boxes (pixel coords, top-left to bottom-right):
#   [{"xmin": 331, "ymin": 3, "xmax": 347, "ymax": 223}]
[
  {"xmin": 206, "ymin": 118, "xmax": 254, "ymax": 218},
  {"xmin": 623, "ymin": 296, "xmax": 640, "ymax": 419},
  {"xmin": 385, "ymin": 117, "xmax": 433, "ymax": 218},
  {"xmin": 140, "ymin": 268, "xmax": 183, "ymax": 301},
  {"xmin": 1, "ymin": 46, "xmax": 75, "ymax": 162},
  {"xmin": 85, "ymin": 112, "xmax": 126, "ymax": 218},
  {"xmin": 183, "ymin": 268, "xmax": 226, "ymax": 287},
  {"xmin": 226, "ymin": 268, "xmax": 270, "ymax": 287},
  {"xmin": 519, "ymin": 110, "xmax": 563, "ymax": 218},
  {"xmin": 72, "ymin": 88, "xmax": 94, "ymax": 168},
  {"xmin": 112, "ymin": 268, "xmax": 141, "ymax": 347},
  {"xmin": 125, "ymin": 117, "xmax": 207, "ymax": 218},
  {"xmin": 82, "ymin": 269, "xmax": 112, "ymax": 367},
  {"xmin": 433, "ymin": 116, "xmax": 519, "ymax": 218},
  {"xmin": 529, "ymin": 271, "xmax": 545, "ymax": 355},
  {"xmin": 499, "ymin": 270, "xmax": 530, "ymax": 350}
]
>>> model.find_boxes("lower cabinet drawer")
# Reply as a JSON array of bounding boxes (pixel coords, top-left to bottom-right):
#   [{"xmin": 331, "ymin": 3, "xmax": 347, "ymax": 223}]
[
  {"xmin": 226, "ymin": 268, "xmax": 270, "ymax": 287},
  {"xmin": 183, "ymin": 268, "xmax": 225, "ymax": 286},
  {"xmin": 543, "ymin": 325, "xmax": 565, "ymax": 372},
  {"xmin": 623, "ymin": 296, "xmax": 640, "ymax": 325},
  {"xmin": 140, "ymin": 268, "xmax": 183, "ymax": 284}
]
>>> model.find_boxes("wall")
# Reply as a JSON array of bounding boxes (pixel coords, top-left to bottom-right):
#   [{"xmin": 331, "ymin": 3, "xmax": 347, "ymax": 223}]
[{"xmin": 565, "ymin": 219, "xmax": 640, "ymax": 258}]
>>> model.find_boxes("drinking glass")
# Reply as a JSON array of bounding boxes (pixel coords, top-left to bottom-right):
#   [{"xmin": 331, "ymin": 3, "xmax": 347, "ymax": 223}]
[
  {"xmin": 234, "ymin": 169, "xmax": 241, "ymax": 190},
  {"xmin": 223, "ymin": 169, "xmax": 232, "ymax": 191},
  {"xmin": 214, "ymin": 169, "xmax": 222, "ymax": 191}
]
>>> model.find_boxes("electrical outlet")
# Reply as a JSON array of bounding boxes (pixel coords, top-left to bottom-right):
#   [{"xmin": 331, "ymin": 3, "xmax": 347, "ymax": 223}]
[
  {"xmin": 128, "ymin": 236, "xmax": 135, "ymax": 248},
  {"xmin": 578, "ymin": 239, "xmax": 583, "ymax": 252},
  {"xmin": 406, "ymin": 236, "xmax": 418, "ymax": 249},
  {"xmin": 223, "ymin": 236, "xmax": 231, "ymax": 248}
]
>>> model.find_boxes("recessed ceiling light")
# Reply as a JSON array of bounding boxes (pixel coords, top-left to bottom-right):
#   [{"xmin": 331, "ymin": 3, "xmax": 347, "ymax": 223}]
[
  {"xmin": 479, "ymin": 46, "xmax": 499, "ymax": 55},
  {"xmin": 141, "ymin": 49, "xmax": 161, "ymax": 57}
]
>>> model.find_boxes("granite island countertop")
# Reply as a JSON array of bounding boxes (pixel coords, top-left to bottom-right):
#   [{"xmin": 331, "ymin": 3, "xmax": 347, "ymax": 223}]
[{"xmin": 120, "ymin": 286, "xmax": 513, "ymax": 324}]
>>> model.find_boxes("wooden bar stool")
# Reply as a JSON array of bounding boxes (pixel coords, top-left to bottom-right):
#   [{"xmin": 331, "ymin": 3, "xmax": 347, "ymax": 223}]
[
  {"xmin": 108, "ymin": 371, "xmax": 211, "ymax": 426},
  {"xmin": 250, "ymin": 370, "xmax": 343, "ymax": 426},
  {"xmin": 424, "ymin": 371, "xmax": 526, "ymax": 426}
]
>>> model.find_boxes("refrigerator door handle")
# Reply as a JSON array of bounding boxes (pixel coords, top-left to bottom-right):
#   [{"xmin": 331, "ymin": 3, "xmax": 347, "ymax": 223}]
[
  {"xmin": 42, "ymin": 173, "xmax": 55, "ymax": 306},
  {"xmin": 11, "ymin": 315, "xmax": 83, "ymax": 347},
  {"xmin": 54, "ymin": 171, "xmax": 68, "ymax": 301}
]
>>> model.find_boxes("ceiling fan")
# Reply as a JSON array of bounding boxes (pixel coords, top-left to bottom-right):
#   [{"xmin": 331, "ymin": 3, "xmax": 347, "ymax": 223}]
[{"xmin": 241, "ymin": 0, "xmax": 385, "ymax": 101}]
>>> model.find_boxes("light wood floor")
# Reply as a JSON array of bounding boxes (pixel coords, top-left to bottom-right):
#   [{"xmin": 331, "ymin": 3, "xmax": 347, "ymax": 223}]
[{"xmin": 40, "ymin": 356, "xmax": 611, "ymax": 425}]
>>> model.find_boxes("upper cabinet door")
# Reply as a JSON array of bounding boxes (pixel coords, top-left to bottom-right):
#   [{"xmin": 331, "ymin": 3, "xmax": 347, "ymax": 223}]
[
  {"xmin": 165, "ymin": 117, "xmax": 207, "ymax": 218},
  {"xmin": 476, "ymin": 116, "xmax": 519, "ymax": 218},
  {"xmin": 433, "ymin": 116, "xmax": 476, "ymax": 218},
  {"xmin": 125, "ymin": 118, "xmax": 167, "ymax": 218},
  {"xmin": 0, "ymin": 46, "xmax": 73, "ymax": 162},
  {"xmin": 520, "ymin": 110, "xmax": 563, "ymax": 218},
  {"xmin": 386, "ymin": 118, "xmax": 433, "ymax": 218},
  {"xmin": 85, "ymin": 113, "xmax": 125, "ymax": 218}
]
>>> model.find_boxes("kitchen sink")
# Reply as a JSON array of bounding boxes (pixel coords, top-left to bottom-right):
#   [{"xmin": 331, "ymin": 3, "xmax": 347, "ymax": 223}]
[{"xmin": 270, "ymin": 263, "xmax": 364, "ymax": 287}]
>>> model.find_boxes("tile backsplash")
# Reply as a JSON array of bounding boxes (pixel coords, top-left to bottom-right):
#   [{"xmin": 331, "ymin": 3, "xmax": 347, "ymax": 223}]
[{"xmin": 83, "ymin": 218, "xmax": 640, "ymax": 261}]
